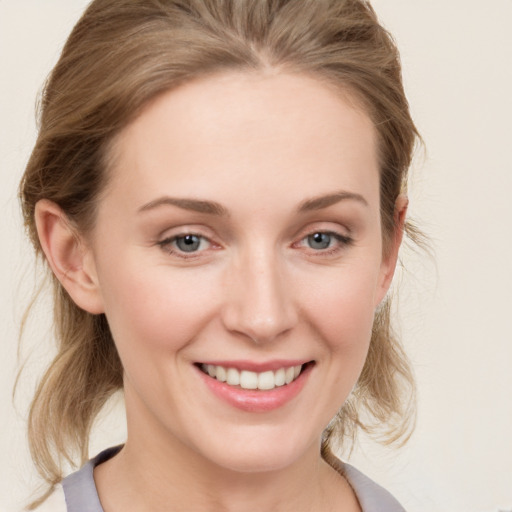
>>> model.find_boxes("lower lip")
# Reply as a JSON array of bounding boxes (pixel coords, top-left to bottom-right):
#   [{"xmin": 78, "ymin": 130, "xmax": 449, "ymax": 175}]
[{"xmin": 196, "ymin": 364, "xmax": 313, "ymax": 413}]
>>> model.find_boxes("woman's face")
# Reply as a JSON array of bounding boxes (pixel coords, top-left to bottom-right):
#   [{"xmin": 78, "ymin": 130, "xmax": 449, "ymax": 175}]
[{"xmin": 86, "ymin": 72, "xmax": 400, "ymax": 472}]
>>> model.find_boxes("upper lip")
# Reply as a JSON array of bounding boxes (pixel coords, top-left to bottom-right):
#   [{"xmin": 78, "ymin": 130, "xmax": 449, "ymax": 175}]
[{"xmin": 196, "ymin": 360, "xmax": 313, "ymax": 372}]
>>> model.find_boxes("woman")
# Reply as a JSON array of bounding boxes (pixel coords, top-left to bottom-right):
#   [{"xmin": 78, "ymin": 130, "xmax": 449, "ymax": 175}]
[{"xmin": 19, "ymin": 0, "xmax": 419, "ymax": 510}]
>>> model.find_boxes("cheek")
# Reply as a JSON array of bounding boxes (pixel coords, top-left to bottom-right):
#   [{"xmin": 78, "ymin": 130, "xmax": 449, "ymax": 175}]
[
  {"xmin": 292, "ymin": 266, "xmax": 380, "ymax": 427},
  {"xmin": 301, "ymin": 263, "xmax": 380, "ymax": 354},
  {"xmin": 96, "ymin": 254, "xmax": 219, "ymax": 357}
]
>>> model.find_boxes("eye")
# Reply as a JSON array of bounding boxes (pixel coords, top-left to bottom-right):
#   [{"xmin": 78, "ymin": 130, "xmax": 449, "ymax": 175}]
[
  {"xmin": 296, "ymin": 230, "xmax": 353, "ymax": 255},
  {"xmin": 158, "ymin": 233, "xmax": 211, "ymax": 256},
  {"xmin": 174, "ymin": 234, "xmax": 204, "ymax": 253},
  {"xmin": 306, "ymin": 232, "xmax": 335, "ymax": 250}
]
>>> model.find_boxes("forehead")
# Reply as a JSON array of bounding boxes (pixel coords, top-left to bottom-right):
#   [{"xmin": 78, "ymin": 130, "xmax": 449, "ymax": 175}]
[{"xmin": 105, "ymin": 71, "xmax": 379, "ymax": 211}]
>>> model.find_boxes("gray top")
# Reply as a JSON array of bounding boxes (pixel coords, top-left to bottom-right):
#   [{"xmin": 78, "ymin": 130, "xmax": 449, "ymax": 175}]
[{"xmin": 62, "ymin": 446, "xmax": 406, "ymax": 512}]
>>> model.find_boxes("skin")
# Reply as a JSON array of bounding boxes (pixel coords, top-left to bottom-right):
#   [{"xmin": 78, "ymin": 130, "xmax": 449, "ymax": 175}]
[{"xmin": 36, "ymin": 71, "xmax": 406, "ymax": 511}]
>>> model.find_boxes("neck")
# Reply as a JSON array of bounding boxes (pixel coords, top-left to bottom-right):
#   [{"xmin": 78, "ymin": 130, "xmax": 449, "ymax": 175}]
[
  {"xmin": 93, "ymin": 391, "xmax": 359, "ymax": 512},
  {"xmin": 96, "ymin": 439, "xmax": 341, "ymax": 512}
]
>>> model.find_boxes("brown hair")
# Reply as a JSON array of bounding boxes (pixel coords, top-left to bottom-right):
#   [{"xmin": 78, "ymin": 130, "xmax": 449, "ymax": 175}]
[{"xmin": 19, "ymin": 0, "xmax": 419, "ymax": 502}]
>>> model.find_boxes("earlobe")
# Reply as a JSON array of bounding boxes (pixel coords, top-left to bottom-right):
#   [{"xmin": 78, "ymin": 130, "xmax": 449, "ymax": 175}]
[
  {"xmin": 35, "ymin": 199, "xmax": 105, "ymax": 314},
  {"xmin": 375, "ymin": 194, "xmax": 408, "ymax": 306}
]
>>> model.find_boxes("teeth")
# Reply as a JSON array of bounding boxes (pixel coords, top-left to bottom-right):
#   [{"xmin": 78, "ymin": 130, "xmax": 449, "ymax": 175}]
[
  {"xmin": 226, "ymin": 367, "xmax": 240, "ymax": 386},
  {"xmin": 216, "ymin": 366, "xmax": 227, "ymax": 382},
  {"xmin": 274, "ymin": 368, "xmax": 286, "ymax": 387},
  {"xmin": 240, "ymin": 370, "xmax": 258, "ymax": 389},
  {"xmin": 202, "ymin": 364, "xmax": 303, "ymax": 390},
  {"xmin": 257, "ymin": 371, "xmax": 275, "ymax": 390}
]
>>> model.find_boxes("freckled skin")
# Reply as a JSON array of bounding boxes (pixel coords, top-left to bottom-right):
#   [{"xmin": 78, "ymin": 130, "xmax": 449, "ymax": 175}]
[{"xmin": 82, "ymin": 72, "xmax": 401, "ymax": 511}]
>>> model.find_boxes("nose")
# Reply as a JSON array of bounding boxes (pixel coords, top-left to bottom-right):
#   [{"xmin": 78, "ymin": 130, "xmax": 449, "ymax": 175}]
[{"xmin": 221, "ymin": 246, "xmax": 298, "ymax": 344}]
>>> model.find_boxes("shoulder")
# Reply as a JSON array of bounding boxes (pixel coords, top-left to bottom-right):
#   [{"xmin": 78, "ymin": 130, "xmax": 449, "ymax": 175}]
[
  {"xmin": 29, "ymin": 485, "xmax": 67, "ymax": 512},
  {"xmin": 60, "ymin": 446, "xmax": 122, "ymax": 512},
  {"xmin": 28, "ymin": 447, "xmax": 120, "ymax": 512},
  {"xmin": 326, "ymin": 453, "xmax": 406, "ymax": 512},
  {"xmin": 341, "ymin": 462, "xmax": 407, "ymax": 512}
]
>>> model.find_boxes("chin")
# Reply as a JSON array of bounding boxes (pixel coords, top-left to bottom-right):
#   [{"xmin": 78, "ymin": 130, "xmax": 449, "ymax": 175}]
[{"xmin": 191, "ymin": 426, "xmax": 316, "ymax": 474}]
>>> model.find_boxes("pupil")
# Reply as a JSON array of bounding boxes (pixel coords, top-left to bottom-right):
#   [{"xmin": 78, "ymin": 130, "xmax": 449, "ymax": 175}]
[
  {"xmin": 308, "ymin": 233, "xmax": 331, "ymax": 250},
  {"xmin": 177, "ymin": 235, "xmax": 200, "ymax": 252}
]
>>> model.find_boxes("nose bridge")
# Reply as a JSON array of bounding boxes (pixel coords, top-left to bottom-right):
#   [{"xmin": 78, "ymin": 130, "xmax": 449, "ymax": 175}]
[{"xmin": 222, "ymin": 240, "xmax": 297, "ymax": 343}]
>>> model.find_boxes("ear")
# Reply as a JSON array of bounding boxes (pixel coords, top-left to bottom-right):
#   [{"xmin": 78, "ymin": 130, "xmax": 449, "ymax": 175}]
[
  {"xmin": 374, "ymin": 194, "xmax": 408, "ymax": 306},
  {"xmin": 35, "ymin": 199, "xmax": 105, "ymax": 314}
]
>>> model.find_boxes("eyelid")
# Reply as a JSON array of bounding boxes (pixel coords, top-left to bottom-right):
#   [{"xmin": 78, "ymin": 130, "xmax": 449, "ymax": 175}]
[
  {"xmin": 297, "ymin": 230, "xmax": 352, "ymax": 246},
  {"xmin": 156, "ymin": 228, "xmax": 220, "ymax": 260},
  {"xmin": 292, "ymin": 227, "xmax": 354, "ymax": 256},
  {"xmin": 292, "ymin": 220, "xmax": 352, "ymax": 242},
  {"xmin": 163, "ymin": 233, "xmax": 210, "ymax": 248},
  {"xmin": 155, "ymin": 222, "xmax": 221, "ymax": 245}
]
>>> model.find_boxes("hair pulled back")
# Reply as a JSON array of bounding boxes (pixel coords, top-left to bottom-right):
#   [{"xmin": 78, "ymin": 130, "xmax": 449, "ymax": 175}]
[{"xmin": 20, "ymin": 0, "xmax": 419, "ymax": 494}]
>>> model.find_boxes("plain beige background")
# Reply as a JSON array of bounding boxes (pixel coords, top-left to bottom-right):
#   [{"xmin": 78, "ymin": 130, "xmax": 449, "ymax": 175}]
[{"xmin": 1, "ymin": 1, "xmax": 511, "ymax": 511}]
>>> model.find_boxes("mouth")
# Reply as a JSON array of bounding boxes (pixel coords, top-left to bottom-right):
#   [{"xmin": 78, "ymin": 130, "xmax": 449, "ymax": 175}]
[
  {"xmin": 197, "ymin": 362, "xmax": 314, "ymax": 391},
  {"xmin": 195, "ymin": 360, "xmax": 315, "ymax": 412}
]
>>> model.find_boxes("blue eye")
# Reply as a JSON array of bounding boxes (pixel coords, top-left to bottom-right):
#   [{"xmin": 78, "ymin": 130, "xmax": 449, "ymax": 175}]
[
  {"xmin": 307, "ymin": 232, "xmax": 333, "ymax": 250},
  {"xmin": 158, "ymin": 233, "xmax": 210, "ymax": 256},
  {"xmin": 298, "ymin": 231, "xmax": 353, "ymax": 255},
  {"xmin": 175, "ymin": 234, "xmax": 203, "ymax": 252}
]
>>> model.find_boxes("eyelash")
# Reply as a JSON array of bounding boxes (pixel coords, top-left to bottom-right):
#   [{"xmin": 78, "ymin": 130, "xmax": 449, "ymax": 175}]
[
  {"xmin": 157, "ymin": 230, "xmax": 353, "ymax": 260},
  {"xmin": 294, "ymin": 231, "xmax": 353, "ymax": 256},
  {"xmin": 157, "ymin": 233, "xmax": 212, "ymax": 259}
]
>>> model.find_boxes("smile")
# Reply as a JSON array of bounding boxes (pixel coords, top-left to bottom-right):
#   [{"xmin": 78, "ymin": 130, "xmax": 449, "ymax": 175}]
[
  {"xmin": 200, "ymin": 363, "xmax": 303, "ymax": 390},
  {"xmin": 196, "ymin": 361, "xmax": 314, "ymax": 412}
]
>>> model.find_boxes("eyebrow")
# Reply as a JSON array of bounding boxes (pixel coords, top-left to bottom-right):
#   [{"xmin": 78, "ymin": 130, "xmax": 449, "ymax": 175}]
[
  {"xmin": 138, "ymin": 196, "xmax": 228, "ymax": 216},
  {"xmin": 138, "ymin": 190, "xmax": 367, "ymax": 216},
  {"xmin": 297, "ymin": 191, "xmax": 368, "ymax": 212}
]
